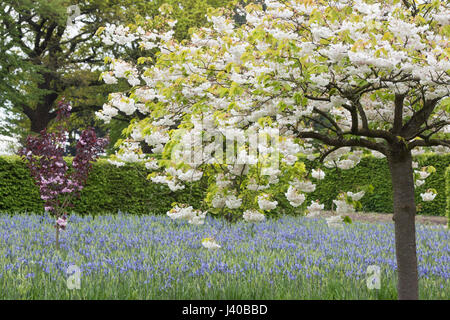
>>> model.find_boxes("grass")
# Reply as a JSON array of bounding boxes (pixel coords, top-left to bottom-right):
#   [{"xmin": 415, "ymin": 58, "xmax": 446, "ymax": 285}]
[{"xmin": 0, "ymin": 212, "xmax": 448, "ymax": 299}]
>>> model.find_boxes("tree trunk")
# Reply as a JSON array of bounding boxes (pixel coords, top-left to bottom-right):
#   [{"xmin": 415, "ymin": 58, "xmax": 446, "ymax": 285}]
[
  {"xmin": 30, "ymin": 111, "xmax": 52, "ymax": 133},
  {"xmin": 388, "ymin": 148, "xmax": 419, "ymax": 300},
  {"xmin": 24, "ymin": 92, "xmax": 59, "ymax": 133}
]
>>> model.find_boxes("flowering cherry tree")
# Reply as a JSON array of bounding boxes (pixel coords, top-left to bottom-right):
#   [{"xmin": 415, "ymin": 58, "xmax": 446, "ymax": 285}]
[
  {"xmin": 96, "ymin": 0, "xmax": 449, "ymax": 299},
  {"xmin": 20, "ymin": 99, "xmax": 109, "ymax": 250}
]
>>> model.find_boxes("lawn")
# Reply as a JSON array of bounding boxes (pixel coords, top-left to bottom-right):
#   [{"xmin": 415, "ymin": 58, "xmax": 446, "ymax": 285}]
[{"xmin": 0, "ymin": 213, "xmax": 448, "ymax": 299}]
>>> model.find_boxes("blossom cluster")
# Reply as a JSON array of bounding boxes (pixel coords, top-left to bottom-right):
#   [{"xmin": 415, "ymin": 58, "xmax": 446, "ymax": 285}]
[
  {"xmin": 167, "ymin": 204, "xmax": 207, "ymax": 226},
  {"xmin": 96, "ymin": 0, "xmax": 447, "ymax": 223}
]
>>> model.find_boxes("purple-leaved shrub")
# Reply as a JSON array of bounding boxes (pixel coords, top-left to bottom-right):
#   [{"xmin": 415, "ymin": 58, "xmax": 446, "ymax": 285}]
[{"xmin": 19, "ymin": 99, "xmax": 109, "ymax": 250}]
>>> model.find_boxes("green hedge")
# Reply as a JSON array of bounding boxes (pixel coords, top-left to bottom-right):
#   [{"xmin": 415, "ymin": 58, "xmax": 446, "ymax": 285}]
[
  {"xmin": 0, "ymin": 154, "xmax": 449, "ymax": 216},
  {"xmin": 299, "ymin": 153, "xmax": 450, "ymax": 217},
  {"xmin": 0, "ymin": 155, "xmax": 205, "ymax": 216},
  {"xmin": 446, "ymin": 166, "xmax": 450, "ymax": 227}
]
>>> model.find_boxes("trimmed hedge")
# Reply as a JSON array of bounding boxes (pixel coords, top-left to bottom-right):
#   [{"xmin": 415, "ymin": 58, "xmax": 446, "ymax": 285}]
[
  {"xmin": 0, "ymin": 154, "xmax": 448, "ymax": 216},
  {"xmin": 300, "ymin": 153, "xmax": 450, "ymax": 217},
  {"xmin": 446, "ymin": 166, "xmax": 450, "ymax": 227},
  {"xmin": 0, "ymin": 155, "xmax": 205, "ymax": 216}
]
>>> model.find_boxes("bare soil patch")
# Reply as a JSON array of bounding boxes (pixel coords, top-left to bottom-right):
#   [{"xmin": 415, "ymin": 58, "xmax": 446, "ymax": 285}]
[{"xmin": 320, "ymin": 210, "xmax": 447, "ymax": 226}]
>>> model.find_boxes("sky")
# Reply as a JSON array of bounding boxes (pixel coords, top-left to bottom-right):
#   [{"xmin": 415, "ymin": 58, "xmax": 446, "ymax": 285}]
[{"xmin": 0, "ymin": 109, "xmax": 19, "ymax": 155}]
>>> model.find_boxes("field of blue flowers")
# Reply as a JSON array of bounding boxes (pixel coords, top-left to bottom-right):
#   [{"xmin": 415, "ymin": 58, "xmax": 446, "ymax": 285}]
[{"xmin": 0, "ymin": 213, "xmax": 448, "ymax": 299}]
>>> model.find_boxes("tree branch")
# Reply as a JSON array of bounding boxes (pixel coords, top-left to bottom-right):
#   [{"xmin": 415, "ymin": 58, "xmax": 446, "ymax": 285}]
[
  {"xmin": 408, "ymin": 139, "xmax": 450, "ymax": 149},
  {"xmin": 294, "ymin": 129, "xmax": 388, "ymax": 155},
  {"xmin": 312, "ymin": 107, "xmax": 343, "ymax": 135},
  {"xmin": 401, "ymin": 98, "xmax": 440, "ymax": 139}
]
